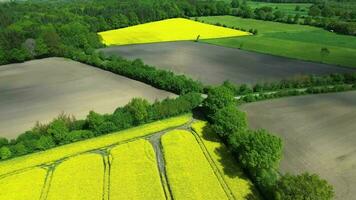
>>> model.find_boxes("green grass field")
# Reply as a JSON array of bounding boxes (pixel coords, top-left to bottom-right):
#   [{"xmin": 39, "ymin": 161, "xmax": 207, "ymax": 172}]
[{"xmin": 197, "ymin": 16, "xmax": 356, "ymax": 68}]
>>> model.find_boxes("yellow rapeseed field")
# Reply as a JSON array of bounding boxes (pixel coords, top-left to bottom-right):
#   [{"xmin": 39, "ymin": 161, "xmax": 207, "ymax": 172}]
[
  {"xmin": 161, "ymin": 130, "xmax": 228, "ymax": 200},
  {"xmin": 110, "ymin": 139, "xmax": 165, "ymax": 200},
  {"xmin": 98, "ymin": 18, "xmax": 250, "ymax": 46},
  {"xmin": 191, "ymin": 121, "xmax": 261, "ymax": 200},
  {"xmin": 46, "ymin": 153, "xmax": 104, "ymax": 200},
  {"xmin": 0, "ymin": 168, "xmax": 47, "ymax": 200},
  {"xmin": 0, "ymin": 114, "xmax": 191, "ymax": 176}
]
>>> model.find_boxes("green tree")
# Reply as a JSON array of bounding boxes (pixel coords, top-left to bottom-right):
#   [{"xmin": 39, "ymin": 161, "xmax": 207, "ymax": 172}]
[
  {"xmin": 321, "ymin": 6, "xmax": 334, "ymax": 17},
  {"xmin": 11, "ymin": 142, "xmax": 28, "ymax": 156},
  {"xmin": 309, "ymin": 6, "xmax": 321, "ymax": 17},
  {"xmin": 231, "ymin": 129, "xmax": 283, "ymax": 170},
  {"xmin": 231, "ymin": 0, "xmax": 240, "ymax": 8},
  {"xmin": 0, "ymin": 137, "xmax": 9, "ymax": 148},
  {"xmin": 64, "ymin": 130, "xmax": 94, "ymax": 143},
  {"xmin": 86, "ymin": 111, "xmax": 105, "ymax": 134},
  {"xmin": 47, "ymin": 119, "xmax": 69, "ymax": 144},
  {"xmin": 203, "ymin": 86, "xmax": 235, "ymax": 116},
  {"xmin": 275, "ymin": 173, "xmax": 334, "ymax": 200},
  {"xmin": 0, "ymin": 146, "xmax": 12, "ymax": 160},
  {"xmin": 35, "ymin": 136, "xmax": 56, "ymax": 150},
  {"xmin": 211, "ymin": 105, "xmax": 247, "ymax": 139},
  {"xmin": 34, "ymin": 37, "xmax": 49, "ymax": 57},
  {"xmin": 123, "ymin": 98, "xmax": 150, "ymax": 125}
]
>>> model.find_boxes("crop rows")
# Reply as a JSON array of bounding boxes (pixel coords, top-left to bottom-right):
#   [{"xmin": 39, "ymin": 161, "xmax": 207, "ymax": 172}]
[{"xmin": 0, "ymin": 116, "xmax": 258, "ymax": 200}]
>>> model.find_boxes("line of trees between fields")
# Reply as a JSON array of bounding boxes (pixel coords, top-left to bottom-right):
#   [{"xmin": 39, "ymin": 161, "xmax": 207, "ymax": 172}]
[
  {"xmin": 215, "ymin": 73, "xmax": 356, "ymax": 103},
  {"xmin": 202, "ymin": 84, "xmax": 334, "ymax": 200},
  {"xmin": 0, "ymin": 93, "xmax": 203, "ymax": 160}
]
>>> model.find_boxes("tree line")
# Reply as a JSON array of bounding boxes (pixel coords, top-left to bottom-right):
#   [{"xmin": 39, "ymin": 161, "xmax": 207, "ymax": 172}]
[
  {"xmin": 230, "ymin": 0, "xmax": 356, "ymax": 36},
  {"xmin": 0, "ymin": 93, "xmax": 203, "ymax": 160},
  {"xmin": 0, "ymin": 0, "xmax": 231, "ymax": 65},
  {"xmin": 202, "ymin": 84, "xmax": 334, "ymax": 200}
]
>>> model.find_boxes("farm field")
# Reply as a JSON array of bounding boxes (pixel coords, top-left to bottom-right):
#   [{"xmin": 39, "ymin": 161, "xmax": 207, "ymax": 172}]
[
  {"xmin": 191, "ymin": 121, "xmax": 260, "ymax": 200},
  {"xmin": 0, "ymin": 57, "xmax": 175, "ymax": 138},
  {"xmin": 98, "ymin": 18, "xmax": 249, "ymax": 46},
  {"xmin": 161, "ymin": 130, "xmax": 228, "ymax": 200},
  {"xmin": 246, "ymin": 1, "xmax": 311, "ymax": 16},
  {"xmin": 110, "ymin": 139, "xmax": 165, "ymax": 200},
  {"xmin": 0, "ymin": 114, "xmax": 260, "ymax": 200},
  {"xmin": 197, "ymin": 16, "xmax": 356, "ymax": 68},
  {"xmin": 100, "ymin": 41, "xmax": 355, "ymax": 85},
  {"xmin": 241, "ymin": 91, "xmax": 356, "ymax": 200}
]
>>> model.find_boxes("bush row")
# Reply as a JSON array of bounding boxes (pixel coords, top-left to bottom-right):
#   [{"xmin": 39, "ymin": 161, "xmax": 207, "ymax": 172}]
[
  {"xmin": 66, "ymin": 50, "xmax": 204, "ymax": 95},
  {"xmin": 203, "ymin": 85, "xmax": 334, "ymax": 200},
  {"xmin": 0, "ymin": 93, "xmax": 203, "ymax": 160},
  {"xmin": 217, "ymin": 73, "xmax": 356, "ymax": 96},
  {"xmin": 239, "ymin": 84, "xmax": 356, "ymax": 103}
]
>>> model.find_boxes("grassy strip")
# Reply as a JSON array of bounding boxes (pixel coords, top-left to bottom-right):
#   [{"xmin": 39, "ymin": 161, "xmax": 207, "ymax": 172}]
[
  {"xmin": 197, "ymin": 16, "xmax": 356, "ymax": 68},
  {"xmin": 0, "ymin": 114, "xmax": 191, "ymax": 176},
  {"xmin": 162, "ymin": 130, "xmax": 228, "ymax": 200},
  {"xmin": 0, "ymin": 167, "xmax": 47, "ymax": 200},
  {"xmin": 46, "ymin": 153, "xmax": 104, "ymax": 200},
  {"xmin": 191, "ymin": 121, "xmax": 261, "ymax": 200},
  {"xmin": 109, "ymin": 139, "xmax": 165, "ymax": 200}
]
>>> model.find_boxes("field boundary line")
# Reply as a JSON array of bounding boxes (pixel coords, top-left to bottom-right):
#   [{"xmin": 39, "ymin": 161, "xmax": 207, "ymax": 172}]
[
  {"xmin": 148, "ymin": 132, "xmax": 174, "ymax": 200},
  {"xmin": 189, "ymin": 128, "xmax": 235, "ymax": 200},
  {"xmin": 39, "ymin": 164, "xmax": 57, "ymax": 200}
]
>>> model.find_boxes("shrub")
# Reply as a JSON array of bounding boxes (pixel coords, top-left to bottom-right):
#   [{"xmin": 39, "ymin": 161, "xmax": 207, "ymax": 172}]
[
  {"xmin": 11, "ymin": 142, "xmax": 28, "ymax": 156},
  {"xmin": 86, "ymin": 111, "xmax": 106, "ymax": 134},
  {"xmin": 275, "ymin": 173, "xmax": 334, "ymax": 200},
  {"xmin": 0, "ymin": 146, "xmax": 12, "ymax": 160},
  {"xmin": 35, "ymin": 136, "xmax": 56, "ymax": 150},
  {"xmin": 123, "ymin": 98, "xmax": 151, "ymax": 125},
  {"xmin": 97, "ymin": 121, "xmax": 118, "ymax": 135},
  {"xmin": 0, "ymin": 137, "xmax": 9, "ymax": 148},
  {"xmin": 230, "ymin": 129, "xmax": 283, "ymax": 170},
  {"xmin": 211, "ymin": 105, "xmax": 247, "ymax": 139},
  {"xmin": 47, "ymin": 119, "xmax": 69, "ymax": 144},
  {"xmin": 64, "ymin": 130, "xmax": 95, "ymax": 143},
  {"xmin": 203, "ymin": 85, "xmax": 235, "ymax": 116}
]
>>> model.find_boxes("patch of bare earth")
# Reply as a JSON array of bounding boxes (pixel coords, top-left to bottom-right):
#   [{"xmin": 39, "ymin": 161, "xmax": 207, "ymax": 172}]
[
  {"xmin": 100, "ymin": 41, "xmax": 355, "ymax": 85},
  {"xmin": 241, "ymin": 91, "xmax": 356, "ymax": 200},
  {"xmin": 0, "ymin": 57, "xmax": 175, "ymax": 138}
]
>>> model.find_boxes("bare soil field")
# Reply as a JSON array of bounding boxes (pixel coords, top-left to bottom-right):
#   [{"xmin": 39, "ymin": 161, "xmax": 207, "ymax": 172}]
[
  {"xmin": 240, "ymin": 91, "xmax": 356, "ymax": 200},
  {"xmin": 0, "ymin": 58, "xmax": 175, "ymax": 139},
  {"xmin": 100, "ymin": 41, "xmax": 355, "ymax": 85}
]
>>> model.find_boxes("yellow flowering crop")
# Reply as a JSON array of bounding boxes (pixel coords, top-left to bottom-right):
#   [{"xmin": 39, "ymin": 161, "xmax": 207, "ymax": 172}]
[
  {"xmin": 0, "ymin": 114, "xmax": 191, "ymax": 176},
  {"xmin": 46, "ymin": 153, "xmax": 104, "ymax": 200},
  {"xmin": 161, "ymin": 130, "xmax": 228, "ymax": 200},
  {"xmin": 0, "ymin": 168, "xmax": 47, "ymax": 200},
  {"xmin": 110, "ymin": 139, "xmax": 165, "ymax": 200},
  {"xmin": 98, "ymin": 18, "xmax": 250, "ymax": 46},
  {"xmin": 191, "ymin": 121, "xmax": 261, "ymax": 200}
]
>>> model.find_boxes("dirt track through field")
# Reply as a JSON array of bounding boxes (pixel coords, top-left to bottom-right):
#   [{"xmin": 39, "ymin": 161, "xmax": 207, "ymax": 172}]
[
  {"xmin": 241, "ymin": 91, "xmax": 356, "ymax": 200},
  {"xmin": 0, "ymin": 57, "xmax": 175, "ymax": 139},
  {"xmin": 100, "ymin": 41, "xmax": 355, "ymax": 85}
]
